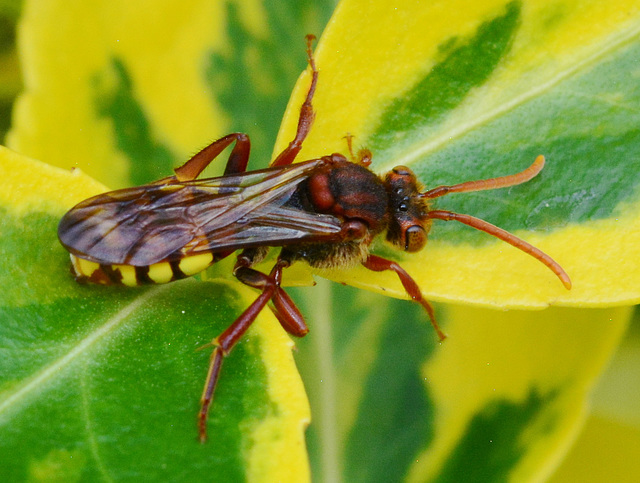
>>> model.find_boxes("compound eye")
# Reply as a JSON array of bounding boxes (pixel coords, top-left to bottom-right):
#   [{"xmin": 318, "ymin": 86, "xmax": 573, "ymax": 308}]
[
  {"xmin": 405, "ymin": 225, "xmax": 427, "ymax": 252},
  {"xmin": 392, "ymin": 166, "xmax": 414, "ymax": 177}
]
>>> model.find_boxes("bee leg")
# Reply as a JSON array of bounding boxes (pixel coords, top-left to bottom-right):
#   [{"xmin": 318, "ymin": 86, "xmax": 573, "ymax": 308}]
[
  {"xmin": 233, "ymin": 254, "xmax": 308, "ymax": 337},
  {"xmin": 362, "ymin": 255, "xmax": 447, "ymax": 341},
  {"xmin": 198, "ymin": 278, "xmax": 275, "ymax": 442},
  {"xmin": 236, "ymin": 250, "xmax": 308, "ymax": 337},
  {"xmin": 174, "ymin": 132, "xmax": 251, "ymax": 181},
  {"xmin": 268, "ymin": 263, "xmax": 309, "ymax": 337},
  {"xmin": 269, "ymin": 289, "xmax": 309, "ymax": 336},
  {"xmin": 198, "ymin": 257, "xmax": 306, "ymax": 442},
  {"xmin": 271, "ymin": 34, "xmax": 318, "ymax": 167}
]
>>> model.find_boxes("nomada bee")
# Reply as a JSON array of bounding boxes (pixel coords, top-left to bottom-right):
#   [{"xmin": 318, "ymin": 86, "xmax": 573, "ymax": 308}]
[{"xmin": 58, "ymin": 35, "xmax": 571, "ymax": 442}]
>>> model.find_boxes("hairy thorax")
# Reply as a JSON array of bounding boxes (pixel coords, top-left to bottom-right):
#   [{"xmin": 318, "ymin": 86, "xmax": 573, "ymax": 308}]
[{"xmin": 283, "ymin": 240, "xmax": 371, "ymax": 269}]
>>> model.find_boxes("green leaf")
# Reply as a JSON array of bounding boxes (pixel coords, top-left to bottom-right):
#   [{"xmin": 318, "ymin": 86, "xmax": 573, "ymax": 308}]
[
  {"xmin": 291, "ymin": 281, "xmax": 631, "ymax": 482},
  {"xmin": 9, "ymin": 0, "xmax": 336, "ymax": 187},
  {"xmin": 0, "ymin": 147, "xmax": 310, "ymax": 481},
  {"xmin": 277, "ymin": 0, "xmax": 640, "ymax": 308},
  {"xmin": 549, "ymin": 307, "xmax": 640, "ymax": 482},
  {"xmin": 4, "ymin": 1, "xmax": 640, "ymax": 482},
  {"xmin": 272, "ymin": 1, "xmax": 639, "ymax": 479},
  {"xmin": 0, "ymin": 0, "xmax": 21, "ymax": 142}
]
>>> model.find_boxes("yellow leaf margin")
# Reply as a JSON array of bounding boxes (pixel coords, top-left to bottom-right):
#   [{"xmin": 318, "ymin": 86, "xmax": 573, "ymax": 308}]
[
  {"xmin": 0, "ymin": 145, "xmax": 311, "ymax": 482},
  {"xmin": 275, "ymin": 0, "xmax": 640, "ymax": 308},
  {"xmin": 412, "ymin": 304, "xmax": 631, "ymax": 482}
]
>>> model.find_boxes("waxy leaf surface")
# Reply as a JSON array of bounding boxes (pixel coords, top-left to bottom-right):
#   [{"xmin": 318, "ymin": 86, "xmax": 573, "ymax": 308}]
[{"xmin": 3, "ymin": 1, "xmax": 638, "ymax": 482}]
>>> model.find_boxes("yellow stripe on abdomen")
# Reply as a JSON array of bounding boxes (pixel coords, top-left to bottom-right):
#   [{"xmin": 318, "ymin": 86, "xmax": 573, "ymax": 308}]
[
  {"xmin": 178, "ymin": 253, "xmax": 214, "ymax": 276},
  {"xmin": 69, "ymin": 252, "xmax": 216, "ymax": 286},
  {"xmin": 147, "ymin": 262, "xmax": 173, "ymax": 284}
]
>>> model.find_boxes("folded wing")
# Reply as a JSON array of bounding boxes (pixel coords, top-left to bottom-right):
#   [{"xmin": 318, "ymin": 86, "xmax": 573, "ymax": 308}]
[{"xmin": 58, "ymin": 159, "xmax": 342, "ymax": 265}]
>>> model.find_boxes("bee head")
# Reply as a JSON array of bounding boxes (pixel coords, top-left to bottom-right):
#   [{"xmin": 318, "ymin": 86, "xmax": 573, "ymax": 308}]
[{"xmin": 384, "ymin": 166, "xmax": 432, "ymax": 252}]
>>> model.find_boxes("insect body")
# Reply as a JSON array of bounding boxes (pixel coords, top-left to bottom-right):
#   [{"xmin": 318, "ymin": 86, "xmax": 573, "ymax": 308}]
[{"xmin": 58, "ymin": 36, "xmax": 571, "ymax": 442}]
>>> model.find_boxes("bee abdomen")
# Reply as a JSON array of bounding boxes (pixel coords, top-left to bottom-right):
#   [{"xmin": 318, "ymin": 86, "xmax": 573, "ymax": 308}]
[{"xmin": 70, "ymin": 252, "xmax": 215, "ymax": 286}]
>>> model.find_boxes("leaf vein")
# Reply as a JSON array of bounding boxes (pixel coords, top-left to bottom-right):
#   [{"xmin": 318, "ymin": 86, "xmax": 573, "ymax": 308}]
[
  {"xmin": 385, "ymin": 21, "xmax": 640, "ymax": 171},
  {"xmin": 0, "ymin": 286, "xmax": 167, "ymax": 420}
]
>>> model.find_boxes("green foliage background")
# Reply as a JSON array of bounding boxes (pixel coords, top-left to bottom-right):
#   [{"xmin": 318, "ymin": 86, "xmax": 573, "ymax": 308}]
[{"xmin": 1, "ymin": 1, "xmax": 639, "ymax": 482}]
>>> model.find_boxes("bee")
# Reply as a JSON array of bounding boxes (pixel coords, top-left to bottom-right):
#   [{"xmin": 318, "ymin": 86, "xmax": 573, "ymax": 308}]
[{"xmin": 58, "ymin": 35, "xmax": 571, "ymax": 442}]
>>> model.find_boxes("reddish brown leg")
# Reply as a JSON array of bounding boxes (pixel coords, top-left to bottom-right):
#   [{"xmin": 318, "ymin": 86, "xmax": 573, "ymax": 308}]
[
  {"xmin": 237, "ymin": 252, "xmax": 309, "ymax": 336},
  {"xmin": 198, "ymin": 257, "xmax": 308, "ymax": 442},
  {"xmin": 426, "ymin": 210, "xmax": 572, "ymax": 289},
  {"xmin": 174, "ymin": 133, "xmax": 251, "ymax": 182},
  {"xmin": 268, "ymin": 263, "xmax": 309, "ymax": 336},
  {"xmin": 363, "ymin": 255, "xmax": 447, "ymax": 341},
  {"xmin": 270, "ymin": 290, "xmax": 309, "ymax": 337},
  {"xmin": 198, "ymin": 280, "xmax": 275, "ymax": 442},
  {"xmin": 271, "ymin": 34, "xmax": 318, "ymax": 167}
]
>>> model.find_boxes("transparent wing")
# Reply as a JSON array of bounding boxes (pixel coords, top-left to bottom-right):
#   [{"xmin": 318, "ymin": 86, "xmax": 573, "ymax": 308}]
[{"xmin": 58, "ymin": 159, "xmax": 342, "ymax": 265}]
